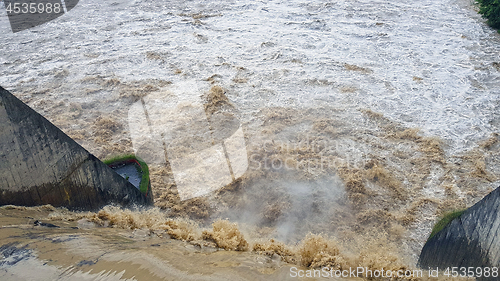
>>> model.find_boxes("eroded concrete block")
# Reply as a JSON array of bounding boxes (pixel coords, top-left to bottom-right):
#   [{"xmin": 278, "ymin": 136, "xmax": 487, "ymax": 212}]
[
  {"xmin": 0, "ymin": 86, "xmax": 152, "ymax": 210},
  {"xmin": 419, "ymin": 187, "xmax": 500, "ymax": 274}
]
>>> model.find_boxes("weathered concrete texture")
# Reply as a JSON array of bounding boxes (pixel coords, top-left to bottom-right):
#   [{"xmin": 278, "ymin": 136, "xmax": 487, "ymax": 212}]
[
  {"xmin": 419, "ymin": 187, "xmax": 500, "ymax": 273},
  {"xmin": 0, "ymin": 86, "xmax": 152, "ymax": 210}
]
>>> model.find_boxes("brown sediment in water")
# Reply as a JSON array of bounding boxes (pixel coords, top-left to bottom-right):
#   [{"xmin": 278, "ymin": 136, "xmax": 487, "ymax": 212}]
[
  {"xmin": 361, "ymin": 108, "xmax": 446, "ymax": 164},
  {"xmin": 337, "ymin": 166, "xmax": 370, "ymax": 207},
  {"xmin": 202, "ymin": 219, "xmax": 249, "ymax": 251},
  {"xmin": 163, "ymin": 219, "xmax": 199, "ymax": 241},
  {"xmin": 232, "ymin": 107, "xmax": 498, "ymax": 266},
  {"xmin": 253, "ymin": 239, "xmax": 296, "ymax": 263},
  {"xmin": 49, "ymin": 97, "xmax": 499, "ymax": 250},
  {"xmin": 153, "ymin": 178, "xmax": 213, "ymax": 220},
  {"xmin": 92, "ymin": 116, "xmax": 123, "ymax": 144},
  {"xmin": 43, "ymin": 206, "xmax": 405, "ymax": 278},
  {"xmin": 344, "ymin": 63, "xmax": 373, "ymax": 74},
  {"xmin": 479, "ymin": 132, "xmax": 499, "ymax": 150},
  {"xmin": 297, "ymin": 234, "xmax": 341, "ymax": 268},
  {"xmin": 364, "ymin": 160, "xmax": 406, "ymax": 201},
  {"xmin": 203, "ymin": 85, "xmax": 234, "ymax": 116},
  {"xmin": 0, "ymin": 203, "xmax": 483, "ymax": 281},
  {"xmin": 0, "ymin": 205, "xmax": 299, "ymax": 281},
  {"xmin": 9, "ymin": 80, "xmax": 500, "ymax": 279}
]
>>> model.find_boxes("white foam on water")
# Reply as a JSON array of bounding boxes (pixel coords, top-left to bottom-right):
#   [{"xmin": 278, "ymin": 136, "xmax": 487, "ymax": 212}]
[{"xmin": 0, "ymin": 0, "xmax": 499, "ymax": 154}]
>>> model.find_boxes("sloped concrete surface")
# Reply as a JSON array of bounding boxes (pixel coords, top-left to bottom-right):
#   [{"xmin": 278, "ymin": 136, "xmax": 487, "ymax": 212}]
[
  {"xmin": 419, "ymin": 187, "xmax": 500, "ymax": 271},
  {"xmin": 0, "ymin": 86, "xmax": 152, "ymax": 210}
]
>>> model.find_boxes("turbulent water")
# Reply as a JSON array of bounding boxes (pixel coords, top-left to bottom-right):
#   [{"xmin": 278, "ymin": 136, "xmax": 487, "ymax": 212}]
[{"xmin": 1, "ymin": 0, "xmax": 500, "ymax": 280}]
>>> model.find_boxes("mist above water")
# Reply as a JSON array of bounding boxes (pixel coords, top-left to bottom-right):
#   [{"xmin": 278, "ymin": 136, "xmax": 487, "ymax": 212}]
[{"xmin": 1, "ymin": 0, "xmax": 500, "ymax": 278}]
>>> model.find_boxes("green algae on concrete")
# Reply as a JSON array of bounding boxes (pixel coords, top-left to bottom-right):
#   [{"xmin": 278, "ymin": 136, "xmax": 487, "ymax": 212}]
[
  {"xmin": 103, "ymin": 154, "xmax": 152, "ymax": 198},
  {"xmin": 419, "ymin": 187, "xmax": 500, "ymax": 271},
  {"xmin": 428, "ymin": 209, "xmax": 466, "ymax": 241}
]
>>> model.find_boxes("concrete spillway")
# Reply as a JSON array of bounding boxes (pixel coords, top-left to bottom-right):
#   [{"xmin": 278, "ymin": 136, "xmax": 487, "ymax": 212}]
[
  {"xmin": 0, "ymin": 86, "xmax": 152, "ymax": 210},
  {"xmin": 419, "ymin": 187, "xmax": 500, "ymax": 272}
]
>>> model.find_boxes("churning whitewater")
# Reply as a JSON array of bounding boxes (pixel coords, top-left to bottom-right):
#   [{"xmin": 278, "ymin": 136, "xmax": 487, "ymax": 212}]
[{"xmin": 0, "ymin": 0, "xmax": 499, "ymax": 279}]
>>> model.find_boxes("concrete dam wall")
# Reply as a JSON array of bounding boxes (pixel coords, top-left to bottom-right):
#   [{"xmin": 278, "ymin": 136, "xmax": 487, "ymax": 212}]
[
  {"xmin": 0, "ymin": 86, "xmax": 152, "ymax": 210},
  {"xmin": 419, "ymin": 186, "xmax": 500, "ymax": 272}
]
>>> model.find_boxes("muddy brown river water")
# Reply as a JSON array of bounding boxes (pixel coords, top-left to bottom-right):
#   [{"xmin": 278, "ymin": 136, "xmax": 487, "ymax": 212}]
[{"xmin": 1, "ymin": 0, "xmax": 500, "ymax": 279}]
